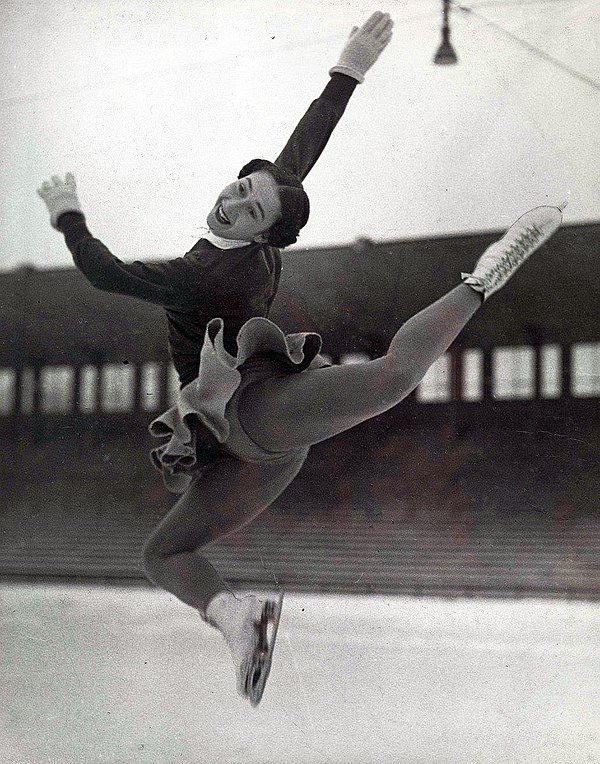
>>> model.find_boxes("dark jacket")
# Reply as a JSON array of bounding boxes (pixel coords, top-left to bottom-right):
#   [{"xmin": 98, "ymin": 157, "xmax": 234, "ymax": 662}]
[{"xmin": 58, "ymin": 74, "xmax": 357, "ymax": 387}]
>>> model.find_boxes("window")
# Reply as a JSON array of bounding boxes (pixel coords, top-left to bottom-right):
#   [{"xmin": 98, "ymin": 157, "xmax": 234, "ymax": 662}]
[
  {"xmin": 0, "ymin": 368, "xmax": 16, "ymax": 415},
  {"xmin": 540, "ymin": 345, "xmax": 561, "ymax": 399},
  {"xmin": 100, "ymin": 363, "xmax": 135, "ymax": 413},
  {"xmin": 167, "ymin": 363, "xmax": 180, "ymax": 406},
  {"xmin": 462, "ymin": 349, "xmax": 483, "ymax": 402},
  {"xmin": 20, "ymin": 367, "xmax": 35, "ymax": 414},
  {"xmin": 416, "ymin": 353, "xmax": 451, "ymax": 403},
  {"xmin": 492, "ymin": 346, "xmax": 535, "ymax": 400},
  {"xmin": 140, "ymin": 362, "xmax": 162, "ymax": 411},
  {"xmin": 78, "ymin": 365, "xmax": 98, "ymax": 413},
  {"xmin": 40, "ymin": 366, "xmax": 74, "ymax": 413},
  {"xmin": 572, "ymin": 342, "xmax": 600, "ymax": 397}
]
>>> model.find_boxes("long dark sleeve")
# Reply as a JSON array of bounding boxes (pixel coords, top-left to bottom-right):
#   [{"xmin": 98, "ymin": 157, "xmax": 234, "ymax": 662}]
[
  {"xmin": 57, "ymin": 212, "xmax": 199, "ymax": 309},
  {"xmin": 274, "ymin": 73, "xmax": 358, "ymax": 181}
]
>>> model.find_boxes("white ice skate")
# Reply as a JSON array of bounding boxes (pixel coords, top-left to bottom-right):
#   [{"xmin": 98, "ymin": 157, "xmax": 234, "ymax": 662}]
[
  {"xmin": 462, "ymin": 204, "xmax": 565, "ymax": 300},
  {"xmin": 206, "ymin": 591, "xmax": 284, "ymax": 707}
]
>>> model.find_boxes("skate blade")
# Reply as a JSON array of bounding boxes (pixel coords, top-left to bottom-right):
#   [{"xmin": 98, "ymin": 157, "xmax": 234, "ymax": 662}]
[{"xmin": 243, "ymin": 592, "xmax": 284, "ymax": 708}]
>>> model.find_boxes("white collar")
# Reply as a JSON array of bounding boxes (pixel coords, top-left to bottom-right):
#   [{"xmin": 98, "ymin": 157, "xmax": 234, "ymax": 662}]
[{"xmin": 202, "ymin": 229, "xmax": 252, "ymax": 250}]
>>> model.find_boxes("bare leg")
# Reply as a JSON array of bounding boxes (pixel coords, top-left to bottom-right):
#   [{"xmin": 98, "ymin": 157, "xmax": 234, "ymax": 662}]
[
  {"xmin": 142, "ymin": 451, "xmax": 307, "ymax": 615},
  {"xmin": 239, "ymin": 284, "xmax": 482, "ymax": 452}
]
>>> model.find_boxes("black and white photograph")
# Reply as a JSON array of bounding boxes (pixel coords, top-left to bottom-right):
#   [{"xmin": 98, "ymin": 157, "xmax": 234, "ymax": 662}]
[{"xmin": 0, "ymin": 1, "xmax": 599, "ymax": 762}]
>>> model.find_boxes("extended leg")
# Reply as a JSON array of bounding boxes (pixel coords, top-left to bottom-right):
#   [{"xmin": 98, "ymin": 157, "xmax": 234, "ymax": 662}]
[
  {"xmin": 239, "ymin": 204, "xmax": 564, "ymax": 453},
  {"xmin": 239, "ymin": 284, "xmax": 482, "ymax": 452}
]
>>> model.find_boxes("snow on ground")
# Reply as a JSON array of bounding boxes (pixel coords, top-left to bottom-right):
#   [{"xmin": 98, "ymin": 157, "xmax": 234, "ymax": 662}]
[{"xmin": 0, "ymin": 582, "xmax": 598, "ymax": 764}]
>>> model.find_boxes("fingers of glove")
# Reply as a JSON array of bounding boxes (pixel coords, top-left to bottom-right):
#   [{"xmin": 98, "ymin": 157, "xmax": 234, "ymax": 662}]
[
  {"xmin": 38, "ymin": 180, "xmax": 57, "ymax": 198},
  {"xmin": 355, "ymin": 12, "xmax": 393, "ymax": 49},
  {"xmin": 38, "ymin": 174, "xmax": 78, "ymax": 201},
  {"xmin": 372, "ymin": 13, "xmax": 393, "ymax": 39},
  {"xmin": 376, "ymin": 27, "xmax": 394, "ymax": 49},
  {"xmin": 361, "ymin": 11, "xmax": 386, "ymax": 35}
]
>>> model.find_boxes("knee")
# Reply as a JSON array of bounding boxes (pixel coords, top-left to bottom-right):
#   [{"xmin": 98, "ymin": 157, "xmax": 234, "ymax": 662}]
[
  {"xmin": 141, "ymin": 531, "xmax": 168, "ymax": 579},
  {"xmin": 141, "ymin": 527, "xmax": 208, "ymax": 580}
]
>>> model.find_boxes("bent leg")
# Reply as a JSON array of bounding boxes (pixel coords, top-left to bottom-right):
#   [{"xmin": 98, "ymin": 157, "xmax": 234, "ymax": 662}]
[
  {"xmin": 142, "ymin": 451, "xmax": 307, "ymax": 615},
  {"xmin": 239, "ymin": 284, "xmax": 482, "ymax": 452}
]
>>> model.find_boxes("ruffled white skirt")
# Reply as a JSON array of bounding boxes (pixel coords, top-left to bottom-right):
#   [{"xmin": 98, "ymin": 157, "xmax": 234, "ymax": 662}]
[{"xmin": 149, "ymin": 316, "xmax": 327, "ymax": 493}]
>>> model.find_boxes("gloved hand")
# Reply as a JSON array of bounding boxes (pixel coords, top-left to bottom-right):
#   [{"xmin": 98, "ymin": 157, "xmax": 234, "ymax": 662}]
[
  {"xmin": 330, "ymin": 11, "xmax": 394, "ymax": 83},
  {"xmin": 37, "ymin": 173, "xmax": 84, "ymax": 229}
]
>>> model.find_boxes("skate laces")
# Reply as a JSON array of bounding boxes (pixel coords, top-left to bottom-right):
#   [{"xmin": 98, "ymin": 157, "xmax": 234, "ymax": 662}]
[{"xmin": 486, "ymin": 223, "xmax": 544, "ymax": 289}]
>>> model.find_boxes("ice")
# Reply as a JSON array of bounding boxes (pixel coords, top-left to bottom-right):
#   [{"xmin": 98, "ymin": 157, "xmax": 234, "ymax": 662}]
[{"xmin": 0, "ymin": 582, "xmax": 598, "ymax": 763}]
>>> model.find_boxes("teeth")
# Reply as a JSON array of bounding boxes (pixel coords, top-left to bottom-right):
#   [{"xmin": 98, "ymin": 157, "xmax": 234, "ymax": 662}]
[{"xmin": 216, "ymin": 203, "xmax": 230, "ymax": 224}]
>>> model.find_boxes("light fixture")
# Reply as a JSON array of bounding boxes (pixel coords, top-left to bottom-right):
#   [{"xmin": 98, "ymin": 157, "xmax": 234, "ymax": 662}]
[{"xmin": 434, "ymin": 0, "xmax": 458, "ymax": 65}]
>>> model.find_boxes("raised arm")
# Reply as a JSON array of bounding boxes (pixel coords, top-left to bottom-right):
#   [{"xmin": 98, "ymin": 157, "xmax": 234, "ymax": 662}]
[
  {"xmin": 37, "ymin": 174, "xmax": 195, "ymax": 309},
  {"xmin": 275, "ymin": 11, "xmax": 393, "ymax": 181}
]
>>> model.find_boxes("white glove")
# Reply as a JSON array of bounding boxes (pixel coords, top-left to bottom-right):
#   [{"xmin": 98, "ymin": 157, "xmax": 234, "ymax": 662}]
[
  {"xmin": 37, "ymin": 172, "xmax": 84, "ymax": 229},
  {"xmin": 330, "ymin": 11, "xmax": 394, "ymax": 83}
]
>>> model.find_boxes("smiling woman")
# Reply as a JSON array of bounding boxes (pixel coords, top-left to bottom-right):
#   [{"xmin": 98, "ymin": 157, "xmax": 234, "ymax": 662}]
[
  {"xmin": 207, "ymin": 170, "xmax": 283, "ymax": 242},
  {"xmin": 37, "ymin": 11, "xmax": 396, "ymax": 707},
  {"xmin": 37, "ymin": 62, "xmax": 358, "ymax": 386},
  {"xmin": 34, "ymin": 11, "xmax": 568, "ymax": 710}
]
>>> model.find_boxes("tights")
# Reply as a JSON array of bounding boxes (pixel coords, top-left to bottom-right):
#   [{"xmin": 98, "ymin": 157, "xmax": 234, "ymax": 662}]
[{"xmin": 143, "ymin": 284, "xmax": 482, "ymax": 613}]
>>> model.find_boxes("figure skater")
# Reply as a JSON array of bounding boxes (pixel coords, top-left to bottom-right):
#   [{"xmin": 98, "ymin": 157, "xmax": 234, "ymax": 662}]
[
  {"xmin": 38, "ymin": 11, "xmax": 394, "ymax": 705},
  {"xmin": 38, "ymin": 15, "xmax": 564, "ymax": 708}
]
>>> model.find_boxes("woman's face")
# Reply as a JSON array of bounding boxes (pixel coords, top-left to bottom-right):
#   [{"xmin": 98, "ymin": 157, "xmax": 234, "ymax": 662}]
[{"xmin": 207, "ymin": 170, "xmax": 282, "ymax": 241}]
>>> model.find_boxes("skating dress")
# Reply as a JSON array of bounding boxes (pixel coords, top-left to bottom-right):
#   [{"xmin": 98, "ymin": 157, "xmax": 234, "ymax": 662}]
[{"xmin": 58, "ymin": 74, "xmax": 357, "ymax": 492}]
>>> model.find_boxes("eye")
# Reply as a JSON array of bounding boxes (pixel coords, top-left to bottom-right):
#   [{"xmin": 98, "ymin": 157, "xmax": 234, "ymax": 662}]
[
  {"xmin": 238, "ymin": 182, "xmax": 246, "ymax": 196},
  {"xmin": 248, "ymin": 207, "xmax": 257, "ymax": 219}
]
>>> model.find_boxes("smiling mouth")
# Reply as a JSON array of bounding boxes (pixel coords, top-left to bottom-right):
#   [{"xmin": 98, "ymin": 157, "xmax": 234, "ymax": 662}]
[{"xmin": 215, "ymin": 203, "xmax": 230, "ymax": 225}]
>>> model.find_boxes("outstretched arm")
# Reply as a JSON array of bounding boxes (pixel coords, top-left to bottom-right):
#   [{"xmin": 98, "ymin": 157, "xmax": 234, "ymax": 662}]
[
  {"xmin": 37, "ymin": 174, "xmax": 197, "ymax": 309},
  {"xmin": 275, "ymin": 11, "xmax": 393, "ymax": 181}
]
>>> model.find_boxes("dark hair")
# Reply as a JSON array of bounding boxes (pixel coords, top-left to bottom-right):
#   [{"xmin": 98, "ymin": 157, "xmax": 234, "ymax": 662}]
[{"xmin": 238, "ymin": 158, "xmax": 310, "ymax": 248}]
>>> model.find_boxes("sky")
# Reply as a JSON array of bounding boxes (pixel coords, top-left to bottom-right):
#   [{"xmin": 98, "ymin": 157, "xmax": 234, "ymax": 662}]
[{"xmin": 0, "ymin": 0, "xmax": 599, "ymax": 271}]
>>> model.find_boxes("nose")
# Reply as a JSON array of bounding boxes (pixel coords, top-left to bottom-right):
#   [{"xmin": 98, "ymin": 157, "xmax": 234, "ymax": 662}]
[{"xmin": 224, "ymin": 196, "xmax": 245, "ymax": 218}]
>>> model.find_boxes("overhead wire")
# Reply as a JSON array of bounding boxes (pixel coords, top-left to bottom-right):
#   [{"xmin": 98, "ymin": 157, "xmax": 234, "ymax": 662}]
[
  {"xmin": 455, "ymin": 1, "xmax": 600, "ymax": 93},
  {"xmin": 461, "ymin": 0, "xmax": 590, "ymax": 9},
  {"xmin": 459, "ymin": 0, "xmax": 587, "ymax": 193}
]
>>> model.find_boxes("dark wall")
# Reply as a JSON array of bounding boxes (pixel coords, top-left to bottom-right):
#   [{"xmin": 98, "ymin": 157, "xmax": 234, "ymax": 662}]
[
  {"xmin": 272, "ymin": 222, "xmax": 600, "ymax": 351},
  {"xmin": 1, "ymin": 410, "xmax": 598, "ymax": 597},
  {"xmin": 1, "ymin": 222, "xmax": 599, "ymax": 596},
  {"xmin": 1, "ymin": 222, "xmax": 598, "ymax": 368}
]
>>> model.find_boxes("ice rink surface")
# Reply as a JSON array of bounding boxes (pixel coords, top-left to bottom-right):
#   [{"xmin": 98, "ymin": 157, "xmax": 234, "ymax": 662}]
[{"xmin": 0, "ymin": 582, "xmax": 598, "ymax": 764}]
